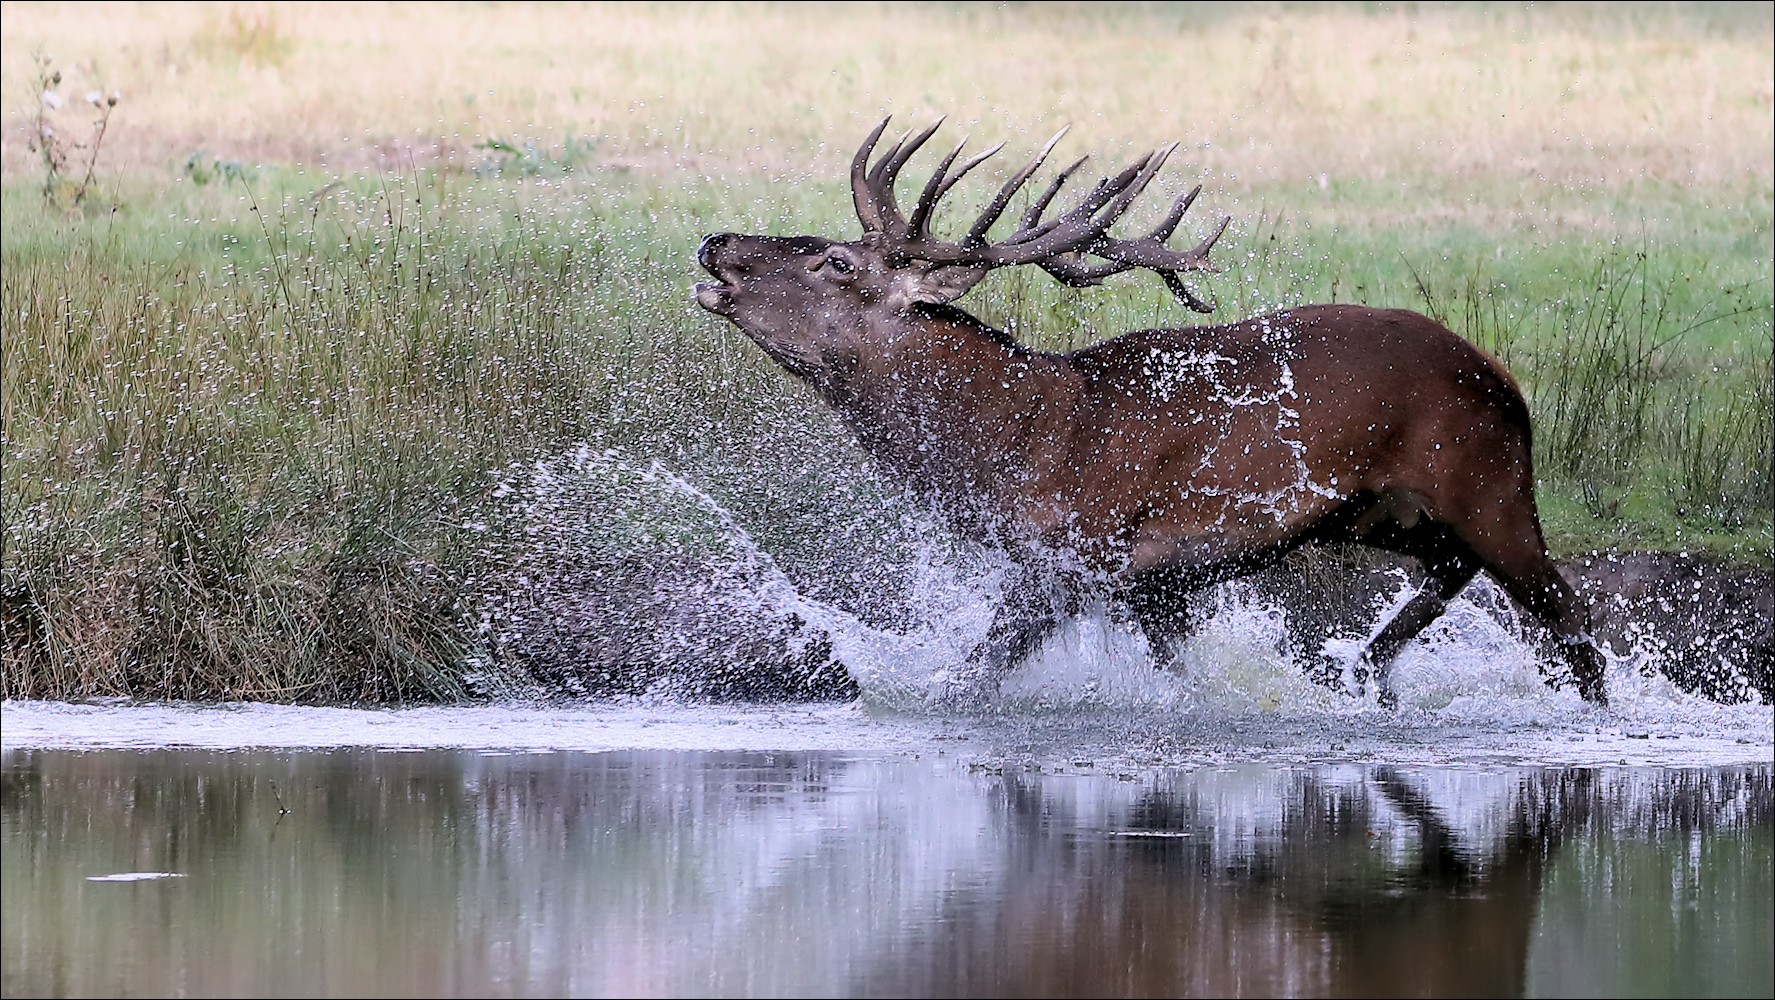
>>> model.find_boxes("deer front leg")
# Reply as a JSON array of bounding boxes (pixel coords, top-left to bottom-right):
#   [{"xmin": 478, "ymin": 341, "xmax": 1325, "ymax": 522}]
[
  {"xmin": 1124, "ymin": 566, "xmax": 1199, "ymax": 672},
  {"xmin": 1357, "ymin": 551, "xmax": 1480, "ymax": 708},
  {"xmin": 941, "ymin": 570, "xmax": 1068, "ymax": 707}
]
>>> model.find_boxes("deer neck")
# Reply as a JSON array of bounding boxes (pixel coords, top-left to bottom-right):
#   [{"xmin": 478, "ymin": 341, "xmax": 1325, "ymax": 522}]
[{"xmin": 819, "ymin": 304, "xmax": 1078, "ymax": 500}]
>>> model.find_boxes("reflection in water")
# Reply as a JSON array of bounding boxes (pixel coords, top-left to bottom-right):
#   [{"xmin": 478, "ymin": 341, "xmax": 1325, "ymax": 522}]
[{"xmin": 2, "ymin": 751, "xmax": 1769, "ymax": 998}]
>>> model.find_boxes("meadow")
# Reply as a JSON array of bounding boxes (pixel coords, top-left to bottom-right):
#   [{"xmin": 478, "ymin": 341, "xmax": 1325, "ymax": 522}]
[{"xmin": 2, "ymin": 2, "xmax": 1770, "ymax": 701}]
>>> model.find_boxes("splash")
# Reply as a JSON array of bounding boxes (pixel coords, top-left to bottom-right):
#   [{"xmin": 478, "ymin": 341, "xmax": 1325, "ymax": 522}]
[{"xmin": 482, "ymin": 442, "xmax": 1769, "ymax": 737}]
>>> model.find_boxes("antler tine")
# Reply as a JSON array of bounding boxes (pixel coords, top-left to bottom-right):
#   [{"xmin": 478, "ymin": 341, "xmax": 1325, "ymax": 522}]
[
  {"xmin": 1017, "ymin": 154, "xmax": 1089, "ymax": 234},
  {"xmin": 1032, "ymin": 180, "xmax": 1220, "ymax": 300},
  {"xmin": 1148, "ymin": 185, "xmax": 1201, "ymax": 243},
  {"xmin": 863, "ymin": 129, "xmax": 911, "ymax": 222},
  {"xmin": 964, "ymin": 127, "xmax": 1068, "ymax": 246},
  {"xmin": 1094, "ymin": 201, "xmax": 1232, "ymax": 312},
  {"xmin": 1038, "ymin": 256, "xmax": 1136, "ymax": 288},
  {"xmin": 1161, "ymin": 271, "xmax": 1217, "ymax": 313},
  {"xmin": 1024, "ymin": 143, "xmax": 1175, "ymax": 249},
  {"xmin": 907, "ymin": 136, "xmax": 970, "ymax": 239},
  {"xmin": 1092, "ymin": 143, "xmax": 1177, "ymax": 234},
  {"xmin": 867, "ymin": 118, "xmax": 946, "ymax": 234},
  {"xmin": 859, "ymin": 127, "xmax": 915, "ymax": 234},
  {"xmin": 1096, "ymin": 210, "xmax": 1229, "ymax": 273},
  {"xmin": 851, "ymin": 117, "xmax": 894, "ymax": 233},
  {"xmin": 1181, "ymin": 214, "xmax": 1233, "ymax": 268},
  {"xmin": 866, "ymin": 129, "xmax": 914, "ymax": 188},
  {"xmin": 933, "ymin": 142, "xmax": 1004, "ymax": 207}
]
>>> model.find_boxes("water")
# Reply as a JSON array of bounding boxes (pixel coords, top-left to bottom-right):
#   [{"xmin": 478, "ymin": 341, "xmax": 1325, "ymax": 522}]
[{"xmin": 2, "ymin": 736, "xmax": 1769, "ymax": 999}]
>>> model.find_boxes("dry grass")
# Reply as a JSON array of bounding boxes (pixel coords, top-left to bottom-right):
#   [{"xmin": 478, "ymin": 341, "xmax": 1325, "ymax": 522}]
[{"xmin": 3, "ymin": 2, "xmax": 1770, "ymax": 198}]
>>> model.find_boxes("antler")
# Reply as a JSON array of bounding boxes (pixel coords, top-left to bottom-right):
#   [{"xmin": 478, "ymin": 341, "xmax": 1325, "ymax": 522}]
[{"xmin": 849, "ymin": 117, "xmax": 1230, "ymax": 312}]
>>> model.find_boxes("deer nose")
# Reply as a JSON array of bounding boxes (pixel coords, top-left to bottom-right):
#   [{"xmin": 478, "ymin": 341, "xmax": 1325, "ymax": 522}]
[{"xmin": 698, "ymin": 233, "xmax": 731, "ymax": 269}]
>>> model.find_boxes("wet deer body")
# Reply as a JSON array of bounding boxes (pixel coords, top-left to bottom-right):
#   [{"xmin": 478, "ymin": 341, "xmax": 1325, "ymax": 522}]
[{"xmin": 695, "ymin": 119, "xmax": 1607, "ymax": 705}]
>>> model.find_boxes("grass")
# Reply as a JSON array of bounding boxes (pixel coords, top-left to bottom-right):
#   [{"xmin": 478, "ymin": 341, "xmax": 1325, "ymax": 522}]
[{"xmin": 1, "ymin": 2, "xmax": 1770, "ymax": 702}]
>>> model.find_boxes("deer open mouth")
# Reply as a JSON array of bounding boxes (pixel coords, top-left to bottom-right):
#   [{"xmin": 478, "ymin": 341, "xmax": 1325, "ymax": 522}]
[
  {"xmin": 694, "ymin": 234, "xmax": 738, "ymax": 315},
  {"xmin": 693, "ymin": 280, "xmax": 735, "ymax": 316}
]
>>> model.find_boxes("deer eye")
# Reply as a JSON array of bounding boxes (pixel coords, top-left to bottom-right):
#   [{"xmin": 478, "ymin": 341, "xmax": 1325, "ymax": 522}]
[{"xmin": 825, "ymin": 255, "xmax": 855, "ymax": 275}]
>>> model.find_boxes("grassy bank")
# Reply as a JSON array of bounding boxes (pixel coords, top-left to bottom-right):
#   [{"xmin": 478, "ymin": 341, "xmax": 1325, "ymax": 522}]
[{"xmin": 2, "ymin": 3, "xmax": 1770, "ymax": 701}]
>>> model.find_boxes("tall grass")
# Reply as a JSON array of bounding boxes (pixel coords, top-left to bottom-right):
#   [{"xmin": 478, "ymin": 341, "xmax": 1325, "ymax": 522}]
[
  {"xmin": 1412, "ymin": 249, "xmax": 1773, "ymax": 544},
  {"xmin": 2, "ymin": 177, "xmax": 628, "ymax": 698}
]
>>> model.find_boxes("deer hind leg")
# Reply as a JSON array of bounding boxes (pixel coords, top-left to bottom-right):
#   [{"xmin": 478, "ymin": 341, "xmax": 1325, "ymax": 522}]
[
  {"xmin": 1413, "ymin": 492, "xmax": 1609, "ymax": 705},
  {"xmin": 1477, "ymin": 548, "xmax": 1609, "ymax": 705}
]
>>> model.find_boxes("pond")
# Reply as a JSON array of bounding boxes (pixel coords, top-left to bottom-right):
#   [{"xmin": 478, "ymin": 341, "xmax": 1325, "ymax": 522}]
[{"xmin": 3, "ymin": 701, "xmax": 1770, "ymax": 998}]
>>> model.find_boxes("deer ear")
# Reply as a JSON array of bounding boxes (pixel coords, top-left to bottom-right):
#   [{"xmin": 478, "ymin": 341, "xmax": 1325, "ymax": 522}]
[{"xmin": 887, "ymin": 263, "xmax": 990, "ymax": 310}]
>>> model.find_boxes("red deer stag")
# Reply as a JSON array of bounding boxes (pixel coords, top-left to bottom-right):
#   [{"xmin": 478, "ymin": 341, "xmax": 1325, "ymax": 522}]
[{"xmin": 694, "ymin": 118, "xmax": 1608, "ymax": 707}]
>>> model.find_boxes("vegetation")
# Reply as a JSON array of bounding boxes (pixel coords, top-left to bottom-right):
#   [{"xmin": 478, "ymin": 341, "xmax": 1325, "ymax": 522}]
[{"xmin": 1, "ymin": 2, "xmax": 1769, "ymax": 701}]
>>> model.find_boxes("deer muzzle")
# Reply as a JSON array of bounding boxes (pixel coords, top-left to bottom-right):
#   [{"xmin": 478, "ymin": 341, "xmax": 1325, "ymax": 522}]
[{"xmin": 694, "ymin": 233, "xmax": 737, "ymax": 315}]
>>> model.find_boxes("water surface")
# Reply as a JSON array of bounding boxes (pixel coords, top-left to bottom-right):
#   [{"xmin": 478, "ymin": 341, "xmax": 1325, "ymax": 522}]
[{"xmin": 3, "ymin": 735, "xmax": 1769, "ymax": 998}]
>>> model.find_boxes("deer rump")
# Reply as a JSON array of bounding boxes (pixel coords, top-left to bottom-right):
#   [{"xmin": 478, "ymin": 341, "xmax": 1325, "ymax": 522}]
[{"xmin": 694, "ymin": 118, "xmax": 1608, "ymax": 707}]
